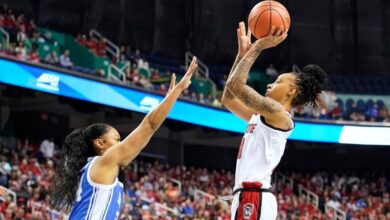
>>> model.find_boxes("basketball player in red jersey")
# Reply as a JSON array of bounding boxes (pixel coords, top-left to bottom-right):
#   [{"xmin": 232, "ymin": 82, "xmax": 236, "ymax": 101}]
[{"xmin": 222, "ymin": 22, "xmax": 327, "ymax": 220}]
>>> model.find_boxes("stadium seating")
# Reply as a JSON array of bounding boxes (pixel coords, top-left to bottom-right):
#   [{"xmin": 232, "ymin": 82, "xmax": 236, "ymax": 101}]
[{"xmin": 0, "ymin": 135, "xmax": 389, "ymax": 219}]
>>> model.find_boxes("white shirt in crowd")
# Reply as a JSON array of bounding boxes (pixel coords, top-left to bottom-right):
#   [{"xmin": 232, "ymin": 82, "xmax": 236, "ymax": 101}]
[
  {"xmin": 40, "ymin": 139, "xmax": 55, "ymax": 158},
  {"xmin": 59, "ymin": 53, "xmax": 73, "ymax": 67}
]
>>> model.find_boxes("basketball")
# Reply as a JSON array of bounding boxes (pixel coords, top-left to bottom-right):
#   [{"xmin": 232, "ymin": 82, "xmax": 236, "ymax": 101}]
[{"xmin": 248, "ymin": 0, "xmax": 291, "ymax": 39}]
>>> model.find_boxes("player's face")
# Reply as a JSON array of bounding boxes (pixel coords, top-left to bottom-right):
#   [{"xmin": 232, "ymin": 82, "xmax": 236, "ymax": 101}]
[
  {"xmin": 96, "ymin": 127, "xmax": 121, "ymax": 155},
  {"xmin": 265, "ymin": 73, "xmax": 297, "ymax": 103}
]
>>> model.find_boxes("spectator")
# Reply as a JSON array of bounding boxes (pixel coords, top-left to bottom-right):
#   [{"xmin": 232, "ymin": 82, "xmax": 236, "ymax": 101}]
[
  {"xmin": 86, "ymin": 31, "xmax": 98, "ymax": 53},
  {"xmin": 379, "ymin": 105, "xmax": 389, "ymax": 121},
  {"xmin": 191, "ymin": 92, "xmax": 198, "ymax": 102},
  {"xmin": 76, "ymin": 34, "xmax": 88, "ymax": 47},
  {"xmin": 205, "ymin": 94, "xmax": 213, "ymax": 105},
  {"xmin": 330, "ymin": 102, "xmax": 342, "ymax": 120},
  {"xmin": 59, "ymin": 50, "xmax": 73, "ymax": 68},
  {"xmin": 16, "ymin": 25, "xmax": 27, "ymax": 42},
  {"xmin": 44, "ymin": 50, "xmax": 59, "ymax": 65},
  {"xmin": 151, "ymin": 70, "xmax": 160, "ymax": 82},
  {"xmin": 139, "ymin": 74, "xmax": 153, "ymax": 90},
  {"xmin": 15, "ymin": 41, "xmax": 27, "ymax": 60},
  {"xmin": 119, "ymin": 45, "xmax": 126, "ymax": 62},
  {"xmin": 39, "ymin": 138, "xmax": 55, "ymax": 159},
  {"xmin": 30, "ymin": 32, "xmax": 45, "ymax": 47},
  {"xmin": 96, "ymin": 69, "xmax": 105, "ymax": 78},
  {"xmin": 96, "ymin": 38, "xmax": 107, "ymax": 57},
  {"xmin": 198, "ymin": 93, "xmax": 206, "ymax": 104},
  {"xmin": 28, "ymin": 47, "xmax": 40, "ymax": 63},
  {"xmin": 157, "ymin": 84, "xmax": 168, "ymax": 94},
  {"xmin": 3, "ymin": 10, "xmax": 16, "ymax": 32},
  {"xmin": 15, "ymin": 14, "xmax": 25, "ymax": 29},
  {"xmin": 181, "ymin": 89, "xmax": 190, "ymax": 100},
  {"xmin": 25, "ymin": 19, "xmax": 36, "ymax": 36},
  {"xmin": 212, "ymin": 96, "xmax": 222, "ymax": 107},
  {"xmin": 366, "ymin": 103, "xmax": 379, "ymax": 122},
  {"xmin": 130, "ymin": 69, "xmax": 141, "ymax": 85}
]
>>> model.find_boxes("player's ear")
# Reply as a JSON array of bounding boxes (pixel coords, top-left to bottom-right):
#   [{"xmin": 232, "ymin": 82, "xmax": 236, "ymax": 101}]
[
  {"xmin": 288, "ymin": 86, "xmax": 298, "ymax": 97},
  {"xmin": 93, "ymin": 139, "xmax": 105, "ymax": 151}
]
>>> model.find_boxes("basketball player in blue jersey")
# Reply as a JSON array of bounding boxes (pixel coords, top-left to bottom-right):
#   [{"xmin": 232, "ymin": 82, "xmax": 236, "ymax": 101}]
[
  {"xmin": 51, "ymin": 57, "xmax": 198, "ymax": 219},
  {"xmin": 222, "ymin": 22, "xmax": 327, "ymax": 219}
]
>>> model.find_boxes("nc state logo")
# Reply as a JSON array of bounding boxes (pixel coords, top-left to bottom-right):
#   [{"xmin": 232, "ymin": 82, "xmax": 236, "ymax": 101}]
[{"xmin": 243, "ymin": 203, "xmax": 254, "ymax": 219}]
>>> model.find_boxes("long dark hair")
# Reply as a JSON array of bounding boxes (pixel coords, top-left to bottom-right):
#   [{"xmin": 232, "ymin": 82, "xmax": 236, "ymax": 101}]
[{"xmin": 51, "ymin": 123, "xmax": 127, "ymax": 211}]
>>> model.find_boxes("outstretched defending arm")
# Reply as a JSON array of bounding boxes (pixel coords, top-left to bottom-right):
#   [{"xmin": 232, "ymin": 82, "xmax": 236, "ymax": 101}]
[{"xmin": 91, "ymin": 58, "xmax": 198, "ymax": 184}]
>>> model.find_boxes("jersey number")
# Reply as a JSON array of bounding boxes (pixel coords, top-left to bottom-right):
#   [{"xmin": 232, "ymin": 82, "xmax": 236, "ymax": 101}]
[{"xmin": 237, "ymin": 137, "xmax": 245, "ymax": 159}]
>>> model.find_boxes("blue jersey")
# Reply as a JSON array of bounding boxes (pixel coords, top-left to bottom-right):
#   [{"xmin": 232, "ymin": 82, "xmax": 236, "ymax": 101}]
[{"xmin": 69, "ymin": 156, "xmax": 124, "ymax": 220}]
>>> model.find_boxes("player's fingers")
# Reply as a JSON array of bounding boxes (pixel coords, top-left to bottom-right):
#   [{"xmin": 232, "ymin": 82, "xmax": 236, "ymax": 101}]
[
  {"xmin": 275, "ymin": 28, "xmax": 282, "ymax": 36},
  {"xmin": 239, "ymin": 21, "xmax": 246, "ymax": 36},
  {"xmin": 270, "ymin": 26, "xmax": 276, "ymax": 36},
  {"xmin": 168, "ymin": 73, "xmax": 176, "ymax": 89},
  {"xmin": 187, "ymin": 57, "xmax": 197, "ymax": 74},
  {"xmin": 247, "ymin": 28, "xmax": 252, "ymax": 38},
  {"xmin": 186, "ymin": 64, "xmax": 197, "ymax": 81},
  {"xmin": 237, "ymin": 29, "xmax": 242, "ymax": 46},
  {"xmin": 190, "ymin": 56, "xmax": 197, "ymax": 68}
]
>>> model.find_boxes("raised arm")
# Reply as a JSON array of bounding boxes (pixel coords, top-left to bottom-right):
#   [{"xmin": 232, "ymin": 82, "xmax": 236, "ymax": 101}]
[
  {"xmin": 91, "ymin": 57, "xmax": 198, "ymax": 184},
  {"xmin": 221, "ymin": 22, "xmax": 256, "ymax": 122},
  {"xmin": 226, "ymin": 27, "xmax": 289, "ymax": 124}
]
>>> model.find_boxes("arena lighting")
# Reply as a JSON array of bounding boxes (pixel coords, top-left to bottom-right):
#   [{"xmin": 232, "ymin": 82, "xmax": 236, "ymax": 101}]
[{"xmin": 0, "ymin": 57, "xmax": 389, "ymax": 146}]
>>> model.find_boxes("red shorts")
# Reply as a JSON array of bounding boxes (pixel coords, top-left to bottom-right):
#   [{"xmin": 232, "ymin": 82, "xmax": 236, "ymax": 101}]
[{"xmin": 231, "ymin": 182, "xmax": 277, "ymax": 220}]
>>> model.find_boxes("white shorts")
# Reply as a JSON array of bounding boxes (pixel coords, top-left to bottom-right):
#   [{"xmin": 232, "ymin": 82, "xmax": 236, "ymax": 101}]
[{"xmin": 231, "ymin": 191, "xmax": 277, "ymax": 220}]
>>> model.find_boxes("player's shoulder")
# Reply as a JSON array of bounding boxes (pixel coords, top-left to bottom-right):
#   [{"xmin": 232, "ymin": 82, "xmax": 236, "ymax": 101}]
[{"xmin": 259, "ymin": 112, "xmax": 294, "ymax": 132}]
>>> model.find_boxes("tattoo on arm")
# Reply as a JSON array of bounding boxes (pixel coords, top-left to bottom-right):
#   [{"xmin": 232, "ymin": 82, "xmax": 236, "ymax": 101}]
[
  {"xmin": 223, "ymin": 56, "xmax": 242, "ymax": 99},
  {"xmin": 227, "ymin": 45, "xmax": 283, "ymax": 114},
  {"xmin": 238, "ymin": 85, "xmax": 283, "ymax": 114},
  {"xmin": 227, "ymin": 46, "xmax": 262, "ymax": 90}
]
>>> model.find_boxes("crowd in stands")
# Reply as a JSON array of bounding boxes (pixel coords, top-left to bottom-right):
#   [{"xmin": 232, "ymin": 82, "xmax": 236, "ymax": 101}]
[
  {"xmin": 285, "ymin": 171, "xmax": 390, "ymax": 220},
  {"xmin": 1, "ymin": 135, "xmax": 389, "ymax": 219},
  {"xmin": 293, "ymin": 96, "xmax": 390, "ymax": 123}
]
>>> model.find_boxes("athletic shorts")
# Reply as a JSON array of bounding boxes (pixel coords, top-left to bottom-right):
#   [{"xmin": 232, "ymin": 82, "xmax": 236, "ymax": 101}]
[{"xmin": 231, "ymin": 182, "xmax": 277, "ymax": 220}]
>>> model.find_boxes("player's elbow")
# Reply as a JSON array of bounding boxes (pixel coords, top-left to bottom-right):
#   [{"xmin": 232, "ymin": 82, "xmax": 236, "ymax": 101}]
[
  {"xmin": 226, "ymin": 80, "xmax": 240, "ymax": 94},
  {"xmin": 225, "ymin": 80, "xmax": 234, "ymax": 92},
  {"xmin": 142, "ymin": 117, "xmax": 159, "ymax": 133},
  {"xmin": 221, "ymin": 94, "xmax": 228, "ymax": 105}
]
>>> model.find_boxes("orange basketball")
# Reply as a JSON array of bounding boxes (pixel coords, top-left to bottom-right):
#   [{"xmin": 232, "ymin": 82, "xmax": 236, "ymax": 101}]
[{"xmin": 248, "ymin": 0, "xmax": 291, "ymax": 39}]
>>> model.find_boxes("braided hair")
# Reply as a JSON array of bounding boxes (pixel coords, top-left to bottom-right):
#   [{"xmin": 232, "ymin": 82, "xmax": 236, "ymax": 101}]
[{"xmin": 292, "ymin": 64, "xmax": 328, "ymax": 108}]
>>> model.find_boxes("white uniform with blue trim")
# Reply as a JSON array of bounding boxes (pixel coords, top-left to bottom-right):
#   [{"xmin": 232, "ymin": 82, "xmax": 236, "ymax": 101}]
[{"xmin": 69, "ymin": 156, "xmax": 124, "ymax": 220}]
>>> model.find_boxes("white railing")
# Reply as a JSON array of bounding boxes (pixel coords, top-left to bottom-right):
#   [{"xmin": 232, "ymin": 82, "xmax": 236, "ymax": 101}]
[
  {"xmin": 141, "ymin": 197, "xmax": 181, "ymax": 217},
  {"xmin": 0, "ymin": 27, "xmax": 10, "ymax": 47},
  {"xmin": 31, "ymin": 202, "xmax": 69, "ymax": 220},
  {"xmin": 185, "ymin": 52, "xmax": 217, "ymax": 99},
  {"xmin": 325, "ymin": 204, "xmax": 347, "ymax": 220},
  {"xmin": 298, "ymin": 186, "xmax": 319, "ymax": 208},
  {"xmin": 108, "ymin": 64, "xmax": 126, "ymax": 83},
  {"xmin": 90, "ymin": 29, "xmax": 120, "ymax": 59},
  {"xmin": 167, "ymin": 177, "xmax": 182, "ymax": 192},
  {"xmin": 185, "ymin": 52, "xmax": 209, "ymax": 78},
  {"xmin": 0, "ymin": 186, "xmax": 16, "ymax": 204},
  {"xmin": 193, "ymin": 189, "xmax": 229, "ymax": 209},
  {"xmin": 274, "ymin": 172, "xmax": 294, "ymax": 189}
]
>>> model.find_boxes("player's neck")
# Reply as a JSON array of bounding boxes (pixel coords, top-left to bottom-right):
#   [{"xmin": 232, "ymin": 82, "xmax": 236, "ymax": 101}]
[{"xmin": 282, "ymin": 103, "xmax": 293, "ymax": 114}]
